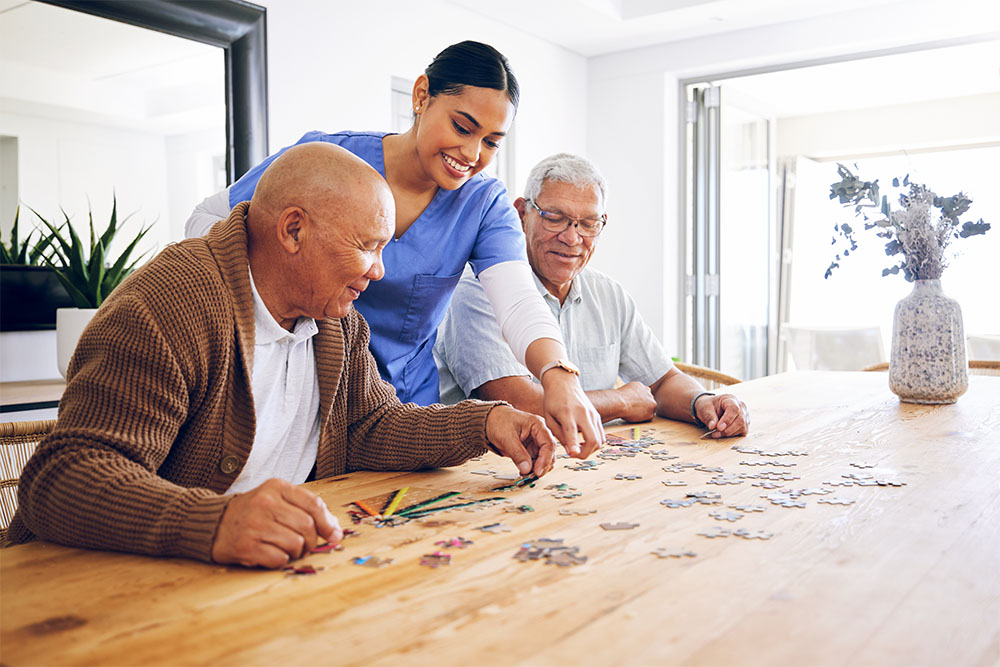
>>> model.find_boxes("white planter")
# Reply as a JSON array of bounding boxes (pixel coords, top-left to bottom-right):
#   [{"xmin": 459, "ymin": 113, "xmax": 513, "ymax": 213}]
[{"xmin": 57, "ymin": 307, "xmax": 98, "ymax": 379}]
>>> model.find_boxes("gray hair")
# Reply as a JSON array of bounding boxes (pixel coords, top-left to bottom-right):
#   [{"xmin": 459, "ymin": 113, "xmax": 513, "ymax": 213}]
[{"xmin": 522, "ymin": 153, "xmax": 608, "ymax": 209}]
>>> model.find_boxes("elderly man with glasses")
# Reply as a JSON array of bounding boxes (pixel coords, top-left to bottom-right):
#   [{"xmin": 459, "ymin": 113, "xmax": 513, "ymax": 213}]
[{"xmin": 434, "ymin": 153, "xmax": 749, "ymax": 436}]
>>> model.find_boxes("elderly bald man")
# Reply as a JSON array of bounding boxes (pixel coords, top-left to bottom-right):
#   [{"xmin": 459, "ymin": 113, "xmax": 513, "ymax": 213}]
[{"xmin": 6, "ymin": 143, "xmax": 557, "ymax": 569}]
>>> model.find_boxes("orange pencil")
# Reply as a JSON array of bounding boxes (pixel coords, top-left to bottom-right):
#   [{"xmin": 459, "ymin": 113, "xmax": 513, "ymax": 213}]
[{"xmin": 353, "ymin": 500, "xmax": 379, "ymax": 517}]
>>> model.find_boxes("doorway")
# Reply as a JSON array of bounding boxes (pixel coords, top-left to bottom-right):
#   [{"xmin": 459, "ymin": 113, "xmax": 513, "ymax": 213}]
[{"xmin": 682, "ymin": 40, "xmax": 1000, "ymax": 377}]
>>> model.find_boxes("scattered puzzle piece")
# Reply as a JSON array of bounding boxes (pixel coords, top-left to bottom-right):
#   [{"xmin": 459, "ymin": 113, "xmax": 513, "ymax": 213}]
[
  {"xmin": 351, "ymin": 555, "xmax": 393, "ymax": 568},
  {"xmin": 651, "ymin": 548, "xmax": 697, "ymax": 559},
  {"xmin": 697, "ymin": 527, "xmax": 732, "ymax": 538},
  {"xmin": 818, "ymin": 497, "xmax": 856, "ymax": 505},
  {"xmin": 706, "ymin": 476, "xmax": 743, "ymax": 486},
  {"xmin": 614, "ymin": 473, "xmax": 643, "ymax": 480},
  {"xmin": 420, "ymin": 552, "xmax": 452, "ymax": 568},
  {"xmin": 558, "ymin": 508, "xmax": 597, "ymax": 516},
  {"xmin": 600, "ymin": 522, "xmax": 639, "ymax": 531},
  {"xmin": 733, "ymin": 528, "xmax": 774, "ymax": 540},
  {"xmin": 709, "ymin": 511, "xmax": 743, "ymax": 522},
  {"xmin": 477, "ymin": 522, "xmax": 512, "ymax": 533},
  {"xmin": 504, "ymin": 505, "xmax": 535, "ymax": 513},
  {"xmin": 435, "ymin": 537, "xmax": 473, "ymax": 549},
  {"xmin": 729, "ymin": 504, "xmax": 766, "ymax": 513},
  {"xmin": 548, "ymin": 551, "xmax": 588, "ymax": 567},
  {"xmin": 662, "ymin": 480, "xmax": 688, "ymax": 487}
]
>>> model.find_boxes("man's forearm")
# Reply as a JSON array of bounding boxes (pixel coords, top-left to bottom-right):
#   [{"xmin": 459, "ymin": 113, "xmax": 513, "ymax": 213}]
[{"xmin": 652, "ymin": 370, "xmax": 707, "ymax": 422}]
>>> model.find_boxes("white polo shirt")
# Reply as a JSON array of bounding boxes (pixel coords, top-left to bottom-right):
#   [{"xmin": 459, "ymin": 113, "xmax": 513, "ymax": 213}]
[{"xmin": 228, "ymin": 269, "xmax": 320, "ymax": 494}]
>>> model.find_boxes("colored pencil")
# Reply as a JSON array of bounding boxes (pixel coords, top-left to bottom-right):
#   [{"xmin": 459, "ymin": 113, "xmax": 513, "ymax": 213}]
[
  {"xmin": 395, "ymin": 491, "xmax": 462, "ymax": 517},
  {"xmin": 402, "ymin": 497, "xmax": 506, "ymax": 519},
  {"xmin": 353, "ymin": 500, "xmax": 379, "ymax": 517},
  {"xmin": 382, "ymin": 487, "xmax": 409, "ymax": 517}
]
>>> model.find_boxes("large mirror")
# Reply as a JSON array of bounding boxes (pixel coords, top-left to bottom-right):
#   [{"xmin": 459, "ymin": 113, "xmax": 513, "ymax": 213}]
[{"xmin": 0, "ymin": 0, "xmax": 266, "ymax": 328}]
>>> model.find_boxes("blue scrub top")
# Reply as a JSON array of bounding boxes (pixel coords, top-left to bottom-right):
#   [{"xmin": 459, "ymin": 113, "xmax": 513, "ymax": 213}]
[{"xmin": 229, "ymin": 131, "xmax": 527, "ymax": 405}]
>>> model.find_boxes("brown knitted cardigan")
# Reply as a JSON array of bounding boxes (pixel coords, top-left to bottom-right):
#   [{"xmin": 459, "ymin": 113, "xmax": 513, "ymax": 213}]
[{"xmin": 6, "ymin": 203, "xmax": 495, "ymax": 561}]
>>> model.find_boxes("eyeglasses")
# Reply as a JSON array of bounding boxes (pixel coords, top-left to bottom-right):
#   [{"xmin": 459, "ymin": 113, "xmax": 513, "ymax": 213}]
[{"xmin": 526, "ymin": 199, "xmax": 606, "ymax": 238}]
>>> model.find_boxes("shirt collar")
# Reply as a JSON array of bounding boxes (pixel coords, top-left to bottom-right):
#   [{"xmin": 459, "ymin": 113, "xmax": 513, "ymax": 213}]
[
  {"xmin": 531, "ymin": 268, "xmax": 583, "ymax": 307},
  {"xmin": 248, "ymin": 266, "xmax": 318, "ymax": 345}
]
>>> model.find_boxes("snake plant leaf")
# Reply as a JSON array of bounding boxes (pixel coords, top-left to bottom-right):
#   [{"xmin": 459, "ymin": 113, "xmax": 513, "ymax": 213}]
[
  {"xmin": 87, "ymin": 240, "xmax": 105, "ymax": 305},
  {"xmin": 101, "ymin": 221, "xmax": 152, "ymax": 293},
  {"xmin": 44, "ymin": 259, "xmax": 92, "ymax": 308},
  {"xmin": 26, "ymin": 196, "xmax": 151, "ymax": 308}
]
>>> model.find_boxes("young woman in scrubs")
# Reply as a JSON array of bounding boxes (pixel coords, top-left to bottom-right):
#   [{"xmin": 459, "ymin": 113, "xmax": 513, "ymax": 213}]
[{"xmin": 186, "ymin": 41, "xmax": 602, "ymax": 455}]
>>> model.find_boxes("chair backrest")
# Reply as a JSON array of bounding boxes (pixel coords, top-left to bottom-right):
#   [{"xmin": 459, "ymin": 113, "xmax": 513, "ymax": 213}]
[
  {"xmin": 861, "ymin": 360, "xmax": 1000, "ymax": 376},
  {"xmin": 674, "ymin": 362, "xmax": 743, "ymax": 390},
  {"xmin": 967, "ymin": 334, "xmax": 1000, "ymax": 362},
  {"xmin": 0, "ymin": 419, "xmax": 55, "ymax": 541}
]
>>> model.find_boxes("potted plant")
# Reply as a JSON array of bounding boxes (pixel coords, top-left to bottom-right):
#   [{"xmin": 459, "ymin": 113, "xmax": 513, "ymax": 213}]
[
  {"xmin": 32, "ymin": 196, "xmax": 152, "ymax": 377},
  {"xmin": 0, "ymin": 207, "xmax": 75, "ymax": 331},
  {"xmin": 827, "ymin": 163, "xmax": 991, "ymax": 403}
]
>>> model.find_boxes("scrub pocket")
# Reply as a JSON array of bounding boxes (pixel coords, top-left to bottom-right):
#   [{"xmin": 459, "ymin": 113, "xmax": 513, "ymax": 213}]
[{"xmin": 399, "ymin": 270, "xmax": 465, "ymax": 344}]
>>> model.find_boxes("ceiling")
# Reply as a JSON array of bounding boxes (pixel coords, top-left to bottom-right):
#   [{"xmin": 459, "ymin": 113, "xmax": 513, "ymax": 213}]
[
  {"xmin": 444, "ymin": 0, "xmax": 932, "ymax": 58},
  {"xmin": 0, "ymin": 0, "xmax": 997, "ymax": 130}
]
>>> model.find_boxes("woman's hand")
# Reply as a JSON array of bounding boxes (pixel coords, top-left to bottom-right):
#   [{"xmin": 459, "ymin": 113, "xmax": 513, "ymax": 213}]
[
  {"xmin": 540, "ymin": 370, "xmax": 604, "ymax": 457},
  {"xmin": 484, "ymin": 405, "xmax": 558, "ymax": 477}
]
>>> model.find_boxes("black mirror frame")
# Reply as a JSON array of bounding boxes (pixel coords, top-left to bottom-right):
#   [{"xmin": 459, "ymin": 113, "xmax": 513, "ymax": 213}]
[{"xmin": 37, "ymin": 0, "xmax": 268, "ymax": 183}]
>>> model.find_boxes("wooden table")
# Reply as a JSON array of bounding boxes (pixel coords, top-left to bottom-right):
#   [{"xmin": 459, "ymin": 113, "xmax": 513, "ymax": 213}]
[{"xmin": 2, "ymin": 371, "xmax": 998, "ymax": 666}]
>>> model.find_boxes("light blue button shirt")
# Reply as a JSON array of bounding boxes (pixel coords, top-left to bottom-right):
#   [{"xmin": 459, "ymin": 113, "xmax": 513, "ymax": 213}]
[{"xmin": 435, "ymin": 267, "xmax": 674, "ymax": 403}]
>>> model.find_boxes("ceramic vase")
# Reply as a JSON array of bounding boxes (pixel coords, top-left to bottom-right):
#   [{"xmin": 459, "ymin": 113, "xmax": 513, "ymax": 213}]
[
  {"xmin": 57, "ymin": 307, "xmax": 98, "ymax": 379},
  {"xmin": 888, "ymin": 279, "xmax": 967, "ymax": 404}
]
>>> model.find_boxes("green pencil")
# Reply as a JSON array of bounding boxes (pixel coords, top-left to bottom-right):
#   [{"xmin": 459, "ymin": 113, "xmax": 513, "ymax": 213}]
[
  {"xmin": 395, "ymin": 491, "xmax": 462, "ymax": 517},
  {"xmin": 403, "ymin": 497, "xmax": 506, "ymax": 519}
]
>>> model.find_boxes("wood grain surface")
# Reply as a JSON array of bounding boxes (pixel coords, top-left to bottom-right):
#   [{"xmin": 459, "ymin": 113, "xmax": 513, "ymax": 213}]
[{"xmin": 2, "ymin": 371, "xmax": 998, "ymax": 666}]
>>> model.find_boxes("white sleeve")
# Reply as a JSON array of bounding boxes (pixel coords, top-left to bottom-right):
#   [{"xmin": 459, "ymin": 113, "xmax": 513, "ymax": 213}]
[
  {"xmin": 185, "ymin": 188, "xmax": 233, "ymax": 238},
  {"xmin": 477, "ymin": 260, "xmax": 563, "ymax": 370}
]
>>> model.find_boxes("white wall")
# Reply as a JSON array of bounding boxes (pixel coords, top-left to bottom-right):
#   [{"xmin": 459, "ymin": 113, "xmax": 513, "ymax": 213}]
[
  {"xmin": 587, "ymin": 0, "xmax": 1000, "ymax": 356},
  {"xmin": 585, "ymin": 69, "xmax": 678, "ymax": 356},
  {"xmin": 256, "ymin": 0, "xmax": 588, "ymax": 195}
]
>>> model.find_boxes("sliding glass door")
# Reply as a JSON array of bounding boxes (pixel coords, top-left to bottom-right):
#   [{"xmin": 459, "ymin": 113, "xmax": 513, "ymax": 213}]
[{"xmin": 684, "ymin": 85, "xmax": 776, "ymax": 380}]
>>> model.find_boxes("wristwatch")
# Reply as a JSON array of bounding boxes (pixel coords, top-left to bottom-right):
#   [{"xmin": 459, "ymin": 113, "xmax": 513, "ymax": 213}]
[{"xmin": 539, "ymin": 358, "xmax": 581, "ymax": 379}]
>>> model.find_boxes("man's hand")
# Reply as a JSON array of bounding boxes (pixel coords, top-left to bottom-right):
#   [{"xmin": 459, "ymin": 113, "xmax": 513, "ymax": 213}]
[
  {"xmin": 211, "ymin": 478, "xmax": 342, "ymax": 569},
  {"xmin": 485, "ymin": 405, "xmax": 558, "ymax": 477},
  {"xmin": 616, "ymin": 381, "xmax": 657, "ymax": 423},
  {"xmin": 694, "ymin": 393, "xmax": 750, "ymax": 438},
  {"xmin": 540, "ymin": 371, "xmax": 604, "ymax": 458}
]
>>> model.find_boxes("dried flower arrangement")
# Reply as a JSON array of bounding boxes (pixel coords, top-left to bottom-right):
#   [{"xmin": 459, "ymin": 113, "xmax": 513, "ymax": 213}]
[{"xmin": 826, "ymin": 163, "xmax": 990, "ymax": 281}]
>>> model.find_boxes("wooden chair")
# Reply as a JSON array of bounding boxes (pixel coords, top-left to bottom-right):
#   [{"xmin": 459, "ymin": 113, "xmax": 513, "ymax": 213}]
[
  {"xmin": 674, "ymin": 362, "xmax": 743, "ymax": 390},
  {"xmin": 0, "ymin": 419, "xmax": 54, "ymax": 542},
  {"xmin": 861, "ymin": 360, "xmax": 1000, "ymax": 376}
]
